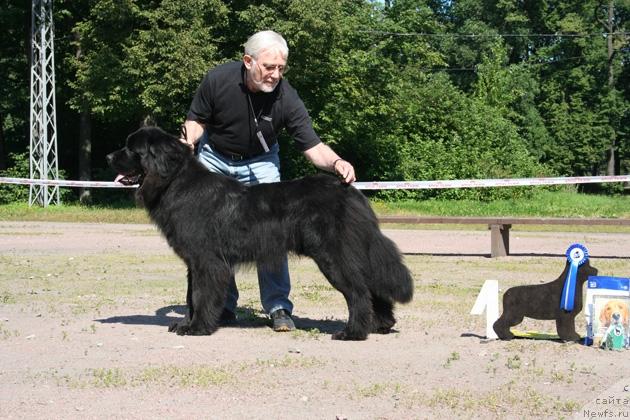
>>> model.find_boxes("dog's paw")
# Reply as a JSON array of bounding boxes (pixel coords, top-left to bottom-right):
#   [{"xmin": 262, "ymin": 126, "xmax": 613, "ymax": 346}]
[
  {"xmin": 176, "ymin": 325, "xmax": 191, "ymax": 335},
  {"xmin": 170, "ymin": 323, "xmax": 192, "ymax": 335},
  {"xmin": 168, "ymin": 320, "xmax": 185, "ymax": 333},
  {"xmin": 492, "ymin": 322, "xmax": 514, "ymax": 340},
  {"xmin": 375, "ymin": 326, "xmax": 393, "ymax": 334},
  {"xmin": 169, "ymin": 317, "xmax": 216, "ymax": 335},
  {"xmin": 331, "ymin": 330, "xmax": 367, "ymax": 341},
  {"xmin": 494, "ymin": 330, "xmax": 514, "ymax": 340},
  {"xmin": 177, "ymin": 323, "xmax": 216, "ymax": 336},
  {"xmin": 167, "ymin": 321, "xmax": 195, "ymax": 335},
  {"xmin": 559, "ymin": 334, "xmax": 581, "ymax": 343}
]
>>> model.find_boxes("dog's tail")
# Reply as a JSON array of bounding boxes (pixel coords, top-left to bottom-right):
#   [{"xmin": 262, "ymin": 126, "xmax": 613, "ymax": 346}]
[
  {"xmin": 340, "ymin": 185, "xmax": 413, "ymax": 304},
  {"xmin": 367, "ymin": 231, "xmax": 414, "ymax": 303}
]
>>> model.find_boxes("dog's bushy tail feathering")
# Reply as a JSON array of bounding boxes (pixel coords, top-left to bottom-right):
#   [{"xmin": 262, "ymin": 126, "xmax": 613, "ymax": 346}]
[
  {"xmin": 368, "ymin": 231, "xmax": 414, "ymax": 303},
  {"xmin": 340, "ymin": 189, "xmax": 414, "ymax": 304}
]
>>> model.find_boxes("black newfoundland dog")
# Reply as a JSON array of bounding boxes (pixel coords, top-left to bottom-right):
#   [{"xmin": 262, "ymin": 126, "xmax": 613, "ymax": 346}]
[{"xmin": 107, "ymin": 126, "xmax": 413, "ymax": 340}]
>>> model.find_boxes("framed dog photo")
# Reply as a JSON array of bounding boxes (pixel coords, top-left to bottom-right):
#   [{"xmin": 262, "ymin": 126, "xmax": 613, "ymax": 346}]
[{"xmin": 584, "ymin": 276, "xmax": 630, "ymax": 349}]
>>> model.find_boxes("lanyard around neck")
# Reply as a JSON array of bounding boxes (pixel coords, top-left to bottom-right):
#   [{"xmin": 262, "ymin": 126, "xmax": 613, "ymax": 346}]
[
  {"xmin": 247, "ymin": 94, "xmax": 263, "ymax": 129},
  {"xmin": 247, "ymin": 93, "xmax": 270, "ymax": 153}
]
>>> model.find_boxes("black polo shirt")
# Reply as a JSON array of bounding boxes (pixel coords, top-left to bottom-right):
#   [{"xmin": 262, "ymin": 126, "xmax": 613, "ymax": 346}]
[{"xmin": 187, "ymin": 61, "xmax": 321, "ymax": 157}]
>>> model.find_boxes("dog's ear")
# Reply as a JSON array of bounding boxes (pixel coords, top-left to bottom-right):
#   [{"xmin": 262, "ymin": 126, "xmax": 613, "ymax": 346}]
[
  {"xmin": 148, "ymin": 135, "xmax": 189, "ymax": 178},
  {"xmin": 130, "ymin": 127, "xmax": 189, "ymax": 179},
  {"xmin": 599, "ymin": 305, "xmax": 608, "ymax": 323},
  {"xmin": 126, "ymin": 129, "xmax": 150, "ymax": 158}
]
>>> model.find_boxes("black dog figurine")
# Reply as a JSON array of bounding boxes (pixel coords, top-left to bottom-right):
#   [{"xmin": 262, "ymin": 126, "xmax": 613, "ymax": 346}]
[{"xmin": 493, "ymin": 260, "xmax": 598, "ymax": 341}]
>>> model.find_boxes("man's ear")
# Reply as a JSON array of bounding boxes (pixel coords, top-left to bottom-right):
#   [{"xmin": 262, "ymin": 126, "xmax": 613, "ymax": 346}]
[{"xmin": 243, "ymin": 54, "xmax": 254, "ymax": 70}]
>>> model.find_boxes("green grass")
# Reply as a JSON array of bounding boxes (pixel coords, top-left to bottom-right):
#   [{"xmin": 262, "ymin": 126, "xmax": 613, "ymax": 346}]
[
  {"xmin": 2, "ymin": 190, "xmax": 630, "ymax": 223},
  {"xmin": 371, "ymin": 190, "xmax": 630, "ymax": 218},
  {"xmin": 55, "ymin": 365, "xmax": 234, "ymax": 389},
  {"xmin": 0, "ymin": 201, "xmax": 149, "ymax": 223}
]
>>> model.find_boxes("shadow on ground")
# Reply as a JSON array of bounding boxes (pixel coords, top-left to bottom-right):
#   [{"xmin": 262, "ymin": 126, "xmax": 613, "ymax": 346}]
[{"xmin": 95, "ymin": 305, "xmax": 346, "ymax": 335}]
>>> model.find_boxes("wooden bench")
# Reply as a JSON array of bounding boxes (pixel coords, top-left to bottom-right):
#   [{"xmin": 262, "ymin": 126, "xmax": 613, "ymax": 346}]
[{"xmin": 377, "ymin": 216, "xmax": 630, "ymax": 257}]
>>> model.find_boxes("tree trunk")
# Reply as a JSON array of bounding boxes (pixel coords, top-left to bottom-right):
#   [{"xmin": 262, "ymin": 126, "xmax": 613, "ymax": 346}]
[
  {"xmin": 605, "ymin": 0, "xmax": 616, "ymax": 176},
  {"xmin": 78, "ymin": 109, "xmax": 92, "ymax": 203},
  {"xmin": 74, "ymin": 29, "xmax": 92, "ymax": 203},
  {"xmin": 0, "ymin": 111, "xmax": 6, "ymax": 171}
]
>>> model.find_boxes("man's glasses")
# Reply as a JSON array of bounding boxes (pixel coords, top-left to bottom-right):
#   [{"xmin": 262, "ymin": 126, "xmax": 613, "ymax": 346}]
[{"xmin": 253, "ymin": 59, "xmax": 288, "ymax": 75}]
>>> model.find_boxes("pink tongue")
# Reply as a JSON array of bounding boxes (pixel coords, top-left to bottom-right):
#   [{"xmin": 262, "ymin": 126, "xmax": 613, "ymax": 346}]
[{"xmin": 114, "ymin": 174, "xmax": 125, "ymax": 183}]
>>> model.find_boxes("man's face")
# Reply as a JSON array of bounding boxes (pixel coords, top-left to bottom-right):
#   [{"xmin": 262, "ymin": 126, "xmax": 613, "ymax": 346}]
[{"xmin": 244, "ymin": 49, "xmax": 287, "ymax": 93}]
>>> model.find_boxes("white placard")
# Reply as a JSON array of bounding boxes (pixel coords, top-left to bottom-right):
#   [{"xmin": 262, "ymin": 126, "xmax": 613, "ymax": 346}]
[{"xmin": 470, "ymin": 280, "xmax": 499, "ymax": 339}]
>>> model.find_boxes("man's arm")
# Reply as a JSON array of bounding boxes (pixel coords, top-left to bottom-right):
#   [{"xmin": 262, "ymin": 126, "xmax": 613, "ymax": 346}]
[
  {"xmin": 303, "ymin": 142, "xmax": 356, "ymax": 183},
  {"xmin": 180, "ymin": 119, "xmax": 206, "ymax": 149}
]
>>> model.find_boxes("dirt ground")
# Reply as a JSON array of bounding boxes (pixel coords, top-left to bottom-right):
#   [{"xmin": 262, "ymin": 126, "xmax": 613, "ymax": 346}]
[{"xmin": 1, "ymin": 221, "xmax": 629, "ymax": 419}]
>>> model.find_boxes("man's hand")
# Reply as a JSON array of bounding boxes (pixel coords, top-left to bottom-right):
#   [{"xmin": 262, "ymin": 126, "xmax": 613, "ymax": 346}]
[
  {"xmin": 179, "ymin": 136, "xmax": 195, "ymax": 151},
  {"xmin": 303, "ymin": 143, "xmax": 356, "ymax": 184},
  {"xmin": 333, "ymin": 159, "xmax": 356, "ymax": 184},
  {"xmin": 179, "ymin": 120, "xmax": 205, "ymax": 151}
]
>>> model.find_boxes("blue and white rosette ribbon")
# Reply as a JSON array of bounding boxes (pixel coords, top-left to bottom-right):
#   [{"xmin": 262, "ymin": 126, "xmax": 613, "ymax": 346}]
[{"xmin": 560, "ymin": 244, "xmax": 589, "ymax": 312}]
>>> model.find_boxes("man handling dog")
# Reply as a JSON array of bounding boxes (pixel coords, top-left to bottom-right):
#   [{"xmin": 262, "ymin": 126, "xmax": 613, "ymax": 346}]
[{"xmin": 180, "ymin": 30, "xmax": 356, "ymax": 332}]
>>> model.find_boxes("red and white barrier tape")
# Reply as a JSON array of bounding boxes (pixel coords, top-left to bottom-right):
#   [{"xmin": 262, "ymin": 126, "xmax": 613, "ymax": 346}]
[
  {"xmin": 0, "ymin": 177, "xmax": 136, "ymax": 189},
  {"xmin": 353, "ymin": 175, "xmax": 630, "ymax": 190},
  {"xmin": 1, "ymin": 175, "xmax": 629, "ymax": 190}
]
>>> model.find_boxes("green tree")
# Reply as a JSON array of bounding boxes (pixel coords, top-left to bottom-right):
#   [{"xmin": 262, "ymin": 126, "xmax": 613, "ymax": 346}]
[
  {"xmin": 60, "ymin": 0, "xmax": 229, "ymax": 202},
  {"xmin": 122, "ymin": 0, "xmax": 230, "ymax": 127},
  {"xmin": 68, "ymin": 0, "xmax": 229, "ymax": 128},
  {"xmin": 0, "ymin": 1, "xmax": 30, "ymax": 170},
  {"xmin": 234, "ymin": 0, "xmax": 401, "ymax": 179},
  {"xmin": 1, "ymin": 0, "xmax": 627, "ymax": 203},
  {"xmin": 433, "ymin": 0, "xmax": 630, "ymax": 180},
  {"xmin": 534, "ymin": 1, "xmax": 628, "ymax": 178}
]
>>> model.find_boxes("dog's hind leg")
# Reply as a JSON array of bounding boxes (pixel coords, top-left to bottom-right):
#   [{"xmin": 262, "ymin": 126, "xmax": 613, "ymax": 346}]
[
  {"xmin": 332, "ymin": 288, "xmax": 372, "ymax": 341},
  {"xmin": 492, "ymin": 315, "xmax": 516, "ymax": 340},
  {"xmin": 492, "ymin": 290, "xmax": 526, "ymax": 340},
  {"xmin": 371, "ymin": 294, "xmax": 396, "ymax": 334},
  {"xmin": 312, "ymin": 253, "xmax": 372, "ymax": 340},
  {"xmin": 493, "ymin": 307, "xmax": 526, "ymax": 340},
  {"xmin": 556, "ymin": 314, "xmax": 580, "ymax": 342}
]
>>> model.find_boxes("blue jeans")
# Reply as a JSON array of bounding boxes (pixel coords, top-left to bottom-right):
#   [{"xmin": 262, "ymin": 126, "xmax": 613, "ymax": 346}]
[{"xmin": 197, "ymin": 133, "xmax": 293, "ymax": 316}]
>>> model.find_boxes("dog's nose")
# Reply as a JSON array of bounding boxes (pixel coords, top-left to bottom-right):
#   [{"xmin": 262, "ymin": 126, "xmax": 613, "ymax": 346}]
[{"xmin": 106, "ymin": 153, "xmax": 113, "ymax": 165}]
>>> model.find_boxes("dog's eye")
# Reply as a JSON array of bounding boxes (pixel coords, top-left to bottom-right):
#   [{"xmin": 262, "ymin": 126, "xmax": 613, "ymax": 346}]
[{"xmin": 126, "ymin": 149, "xmax": 140, "ymax": 161}]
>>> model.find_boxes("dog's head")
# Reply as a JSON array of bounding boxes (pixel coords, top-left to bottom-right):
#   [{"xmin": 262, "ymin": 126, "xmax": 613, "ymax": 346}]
[
  {"xmin": 599, "ymin": 299, "xmax": 629, "ymax": 326},
  {"xmin": 107, "ymin": 126, "xmax": 191, "ymax": 186}
]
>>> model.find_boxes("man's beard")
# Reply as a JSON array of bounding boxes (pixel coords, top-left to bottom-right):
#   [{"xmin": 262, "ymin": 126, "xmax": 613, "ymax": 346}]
[{"xmin": 247, "ymin": 68, "xmax": 279, "ymax": 93}]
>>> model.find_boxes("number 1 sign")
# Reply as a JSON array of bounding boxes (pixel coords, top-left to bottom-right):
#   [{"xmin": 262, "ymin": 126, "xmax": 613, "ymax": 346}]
[{"xmin": 470, "ymin": 280, "xmax": 499, "ymax": 339}]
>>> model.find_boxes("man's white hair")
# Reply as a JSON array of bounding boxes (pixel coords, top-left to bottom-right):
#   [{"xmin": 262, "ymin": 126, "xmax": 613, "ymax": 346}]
[{"xmin": 244, "ymin": 30, "xmax": 289, "ymax": 59}]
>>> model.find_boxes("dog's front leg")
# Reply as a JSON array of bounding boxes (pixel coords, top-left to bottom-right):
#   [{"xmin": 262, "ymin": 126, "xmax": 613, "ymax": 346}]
[
  {"xmin": 168, "ymin": 267, "xmax": 194, "ymax": 333},
  {"xmin": 172, "ymin": 262, "xmax": 230, "ymax": 336}
]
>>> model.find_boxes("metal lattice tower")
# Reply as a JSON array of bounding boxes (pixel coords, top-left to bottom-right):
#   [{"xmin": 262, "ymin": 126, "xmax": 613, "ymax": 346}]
[{"xmin": 29, "ymin": 0, "xmax": 59, "ymax": 206}]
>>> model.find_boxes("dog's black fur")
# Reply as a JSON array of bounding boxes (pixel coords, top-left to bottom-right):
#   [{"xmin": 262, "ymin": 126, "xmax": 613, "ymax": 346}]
[
  {"xmin": 107, "ymin": 126, "xmax": 414, "ymax": 340},
  {"xmin": 493, "ymin": 260, "xmax": 598, "ymax": 341}
]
